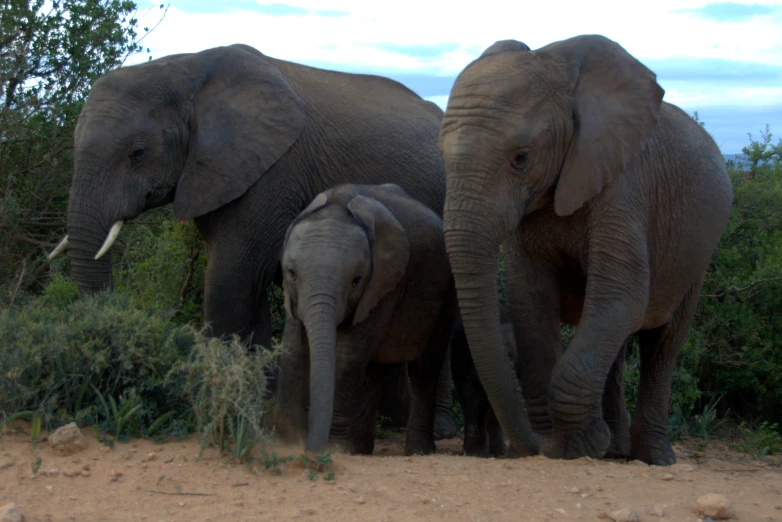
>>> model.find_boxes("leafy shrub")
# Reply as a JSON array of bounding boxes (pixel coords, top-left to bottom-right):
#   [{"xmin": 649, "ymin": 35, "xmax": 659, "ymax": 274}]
[
  {"xmin": 114, "ymin": 210, "xmax": 207, "ymax": 326},
  {"xmin": 0, "ymin": 291, "xmax": 196, "ymax": 434},
  {"xmin": 735, "ymin": 421, "xmax": 782, "ymax": 459},
  {"xmin": 165, "ymin": 333, "xmax": 280, "ymax": 463},
  {"xmin": 683, "ymin": 127, "xmax": 782, "ymax": 425}
]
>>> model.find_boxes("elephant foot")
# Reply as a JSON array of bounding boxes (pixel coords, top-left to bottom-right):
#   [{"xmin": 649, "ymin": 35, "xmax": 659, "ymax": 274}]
[
  {"xmin": 432, "ymin": 408, "xmax": 458, "ymax": 440},
  {"xmin": 542, "ymin": 418, "xmax": 611, "ymax": 460},
  {"xmin": 488, "ymin": 439, "xmax": 508, "ymax": 458},
  {"xmin": 630, "ymin": 432, "xmax": 676, "ymax": 466},
  {"xmin": 405, "ymin": 436, "xmax": 436, "ymax": 456},
  {"xmin": 605, "ymin": 427, "xmax": 631, "ymax": 459}
]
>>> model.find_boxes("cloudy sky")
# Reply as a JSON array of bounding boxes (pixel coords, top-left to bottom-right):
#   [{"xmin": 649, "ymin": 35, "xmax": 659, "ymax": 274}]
[{"xmin": 127, "ymin": 0, "xmax": 782, "ymax": 153}]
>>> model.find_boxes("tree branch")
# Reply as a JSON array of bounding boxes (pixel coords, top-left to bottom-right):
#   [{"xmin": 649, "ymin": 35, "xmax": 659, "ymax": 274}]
[{"xmin": 701, "ymin": 277, "xmax": 782, "ymax": 299}]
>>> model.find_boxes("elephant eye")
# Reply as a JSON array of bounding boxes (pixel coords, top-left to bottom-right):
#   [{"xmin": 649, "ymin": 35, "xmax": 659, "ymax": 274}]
[
  {"xmin": 288, "ymin": 269, "xmax": 297, "ymax": 281},
  {"xmin": 351, "ymin": 275, "xmax": 362, "ymax": 288},
  {"xmin": 511, "ymin": 151, "xmax": 528, "ymax": 172},
  {"xmin": 129, "ymin": 145, "xmax": 146, "ymax": 166}
]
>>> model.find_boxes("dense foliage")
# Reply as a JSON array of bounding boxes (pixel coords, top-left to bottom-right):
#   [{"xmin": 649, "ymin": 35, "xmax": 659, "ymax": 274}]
[{"xmin": 0, "ymin": 0, "xmax": 164, "ymax": 300}]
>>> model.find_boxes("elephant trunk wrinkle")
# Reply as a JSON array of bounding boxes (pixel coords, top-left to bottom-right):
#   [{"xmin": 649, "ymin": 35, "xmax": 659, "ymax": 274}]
[
  {"xmin": 302, "ymin": 300, "xmax": 338, "ymax": 454},
  {"xmin": 444, "ymin": 222, "xmax": 540, "ymax": 456}
]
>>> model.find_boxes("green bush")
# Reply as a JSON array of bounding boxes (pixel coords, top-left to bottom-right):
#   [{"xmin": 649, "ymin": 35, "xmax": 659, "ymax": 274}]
[
  {"xmin": 0, "ymin": 287, "xmax": 281, "ymax": 456},
  {"xmin": 114, "ymin": 210, "xmax": 207, "ymax": 326},
  {"xmin": 166, "ymin": 333, "xmax": 280, "ymax": 463},
  {"xmin": 0, "ymin": 291, "xmax": 196, "ymax": 434},
  {"xmin": 683, "ymin": 127, "xmax": 782, "ymax": 426}
]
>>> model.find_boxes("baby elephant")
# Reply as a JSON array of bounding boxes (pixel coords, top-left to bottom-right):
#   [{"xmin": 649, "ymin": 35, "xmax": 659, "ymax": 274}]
[
  {"xmin": 450, "ymin": 301, "xmax": 517, "ymax": 457},
  {"xmin": 274, "ymin": 183, "xmax": 456, "ymax": 456}
]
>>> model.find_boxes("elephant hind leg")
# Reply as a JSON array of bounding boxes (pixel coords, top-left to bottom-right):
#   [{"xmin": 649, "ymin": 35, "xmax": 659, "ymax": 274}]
[
  {"xmin": 602, "ymin": 337, "xmax": 632, "ymax": 459},
  {"xmin": 630, "ymin": 277, "xmax": 705, "ymax": 466}
]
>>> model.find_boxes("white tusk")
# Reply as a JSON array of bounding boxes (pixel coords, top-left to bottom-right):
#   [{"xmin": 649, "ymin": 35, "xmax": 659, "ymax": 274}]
[
  {"xmin": 94, "ymin": 220, "xmax": 124, "ymax": 260},
  {"xmin": 48, "ymin": 235, "xmax": 69, "ymax": 260}
]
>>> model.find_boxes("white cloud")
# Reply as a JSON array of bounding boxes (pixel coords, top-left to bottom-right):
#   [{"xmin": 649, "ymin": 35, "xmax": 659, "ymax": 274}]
[
  {"xmin": 121, "ymin": 0, "xmax": 782, "ymax": 151},
  {"xmin": 128, "ymin": 0, "xmax": 782, "ymax": 72}
]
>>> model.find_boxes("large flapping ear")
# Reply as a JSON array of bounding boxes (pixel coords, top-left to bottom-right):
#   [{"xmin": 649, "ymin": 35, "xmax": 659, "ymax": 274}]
[
  {"xmin": 542, "ymin": 35, "xmax": 664, "ymax": 217},
  {"xmin": 346, "ymin": 195, "xmax": 410, "ymax": 325},
  {"xmin": 480, "ymin": 39, "xmax": 531, "ymax": 59},
  {"xmin": 174, "ymin": 45, "xmax": 306, "ymax": 220}
]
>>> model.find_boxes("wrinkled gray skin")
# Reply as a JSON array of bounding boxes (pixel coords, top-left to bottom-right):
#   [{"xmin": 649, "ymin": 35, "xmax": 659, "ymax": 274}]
[
  {"xmin": 452, "ymin": 302, "xmax": 632, "ymax": 459},
  {"xmin": 274, "ymin": 184, "xmax": 456, "ymax": 455},
  {"xmin": 63, "ymin": 43, "xmax": 456, "ymax": 438},
  {"xmin": 439, "ymin": 35, "xmax": 733, "ymax": 464}
]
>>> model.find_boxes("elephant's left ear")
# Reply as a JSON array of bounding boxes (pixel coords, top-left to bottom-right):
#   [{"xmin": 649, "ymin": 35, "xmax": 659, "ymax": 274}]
[
  {"xmin": 174, "ymin": 45, "xmax": 306, "ymax": 220},
  {"xmin": 346, "ymin": 195, "xmax": 410, "ymax": 325},
  {"xmin": 547, "ymin": 35, "xmax": 664, "ymax": 217}
]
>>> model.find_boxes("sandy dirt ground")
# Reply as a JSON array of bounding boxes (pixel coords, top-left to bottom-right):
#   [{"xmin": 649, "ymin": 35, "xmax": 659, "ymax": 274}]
[{"xmin": 1, "ymin": 423, "xmax": 781, "ymax": 522}]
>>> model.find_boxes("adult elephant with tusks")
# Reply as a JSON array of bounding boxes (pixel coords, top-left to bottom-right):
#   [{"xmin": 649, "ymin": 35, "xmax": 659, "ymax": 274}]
[
  {"xmin": 48, "ymin": 43, "xmax": 458, "ymax": 439},
  {"xmin": 439, "ymin": 35, "xmax": 733, "ymax": 464}
]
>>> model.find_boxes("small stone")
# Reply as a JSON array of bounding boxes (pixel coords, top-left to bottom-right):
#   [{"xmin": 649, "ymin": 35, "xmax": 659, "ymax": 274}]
[
  {"xmin": 696, "ymin": 494, "xmax": 734, "ymax": 520},
  {"xmin": 569, "ymin": 486, "xmax": 581, "ymax": 494},
  {"xmin": 143, "ymin": 453, "xmax": 157, "ymax": 463},
  {"xmin": 62, "ymin": 469, "xmax": 81, "ymax": 478},
  {"xmin": 608, "ymin": 507, "xmax": 640, "ymax": 522},
  {"xmin": 45, "ymin": 467, "xmax": 60, "ymax": 477},
  {"xmin": 291, "ymin": 513, "xmax": 301, "ymax": 519},
  {"xmin": 355, "ymin": 497, "xmax": 366, "ymax": 505},
  {"xmin": 307, "ymin": 484, "xmax": 316, "ymax": 489},
  {"xmin": 659, "ymin": 473, "xmax": 674, "ymax": 481},
  {"xmin": 0, "ymin": 459, "xmax": 16, "ymax": 471},
  {"xmin": 648, "ymin": 505, "xmax": 665, "ymax": 517},
  {"xmin": 301, "ymin": 508, "xmax": 316, "ymax": 515},
  {"xmin": 0, "ymin": 503, "xmax": 23, "ymax": 522},
  {"xmin": 82, "ymin": 464, "xmax": 91, "ymax": 471},
  {"xmin": 48, "ymin": 423, "xmax": 87, "ymax": 456},
  {"xmin": 81, "ymin": 470, "xmax": 91, "ymax": 477},
  {"xmin": 554, "ymin": 508, "xmax": 566, "ymax": 515},
  {"xmin": 46, "ymin": 485, "xmax": 53, "ymax": 491}
]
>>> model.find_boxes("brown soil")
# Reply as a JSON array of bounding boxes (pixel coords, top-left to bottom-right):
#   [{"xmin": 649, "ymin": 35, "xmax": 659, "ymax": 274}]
[{"xmin": 1, "ymin": 423, "xmax": 781, "ymax": 522}]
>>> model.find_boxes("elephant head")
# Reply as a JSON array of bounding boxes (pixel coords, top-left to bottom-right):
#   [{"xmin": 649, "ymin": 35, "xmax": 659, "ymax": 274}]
[
  {"xmin": 51, "ymin": 44, "xmax": 305, "ymax": 295},
  {"xmin": 439, "ymin": 34, "xmax": 664, "ymax": 456},
  {"xmin": 281, "ymin": 187, "xmax": 410, "ymax": 452}
]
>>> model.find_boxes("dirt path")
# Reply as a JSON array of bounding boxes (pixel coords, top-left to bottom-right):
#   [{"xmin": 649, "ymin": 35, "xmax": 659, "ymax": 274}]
[{"xmin": 1, "ymin": 424, "xmax": 781, "ymax": 521}]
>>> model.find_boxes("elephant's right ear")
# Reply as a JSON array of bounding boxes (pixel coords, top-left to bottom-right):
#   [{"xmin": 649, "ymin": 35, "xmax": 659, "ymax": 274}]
[{"xmin": 174, "ymin": 45, "xmax": 306, "ymax": 221}]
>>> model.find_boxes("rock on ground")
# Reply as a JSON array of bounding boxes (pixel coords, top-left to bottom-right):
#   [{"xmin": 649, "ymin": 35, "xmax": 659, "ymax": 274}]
[
  {"xmin": 0, "ymin": 503, "xmax": 23, "ymax": 522},
  {"xmin": 696, "ymin": 493, "xmax": 735, "ymax": 520},
  {"xmin": 47, "ymin": 423, "xmax": 86, "ymax": 456}
]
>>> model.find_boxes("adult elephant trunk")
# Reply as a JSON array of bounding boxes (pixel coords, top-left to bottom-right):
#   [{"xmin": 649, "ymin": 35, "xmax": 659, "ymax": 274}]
[
  {"xmin": 300, "ymin": 293, "xmax": 338, "ymax": 453},
  {"xmin": 443, "ymin": 172, "xmax": 540, "ymax": 457},
  {"xmin": 66, "ymin": 186, "xmax": 116, "ymax": 297}
]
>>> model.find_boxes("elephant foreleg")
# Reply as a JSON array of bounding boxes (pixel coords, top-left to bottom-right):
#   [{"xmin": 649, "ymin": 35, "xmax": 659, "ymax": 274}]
[
  {"xmin": 274, "ymin": 319, "xmax": 309, "ymax": 444},
  {"xmin": 543, "ymin": 242, "xmax": 649, "ymax": 461},
  {"xmin": 404, "ymin": 303, "xmax": 453, "ymax": 456},
  {"xmin": 504, "ymin": 236, "xmax": 562, "ymax": 434},
  {"xmin": 433, "ymin": 350, "xmax": 457, "ymax": 440}
]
